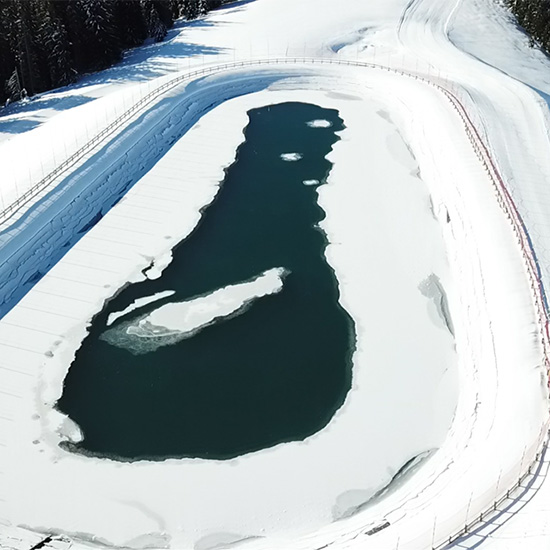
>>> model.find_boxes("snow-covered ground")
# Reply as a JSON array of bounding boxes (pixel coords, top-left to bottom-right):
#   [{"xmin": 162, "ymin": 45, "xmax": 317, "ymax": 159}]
[
  {"xmin": 0, "ymin": 79, "xmax": 461, "ymax": 550},
  {"xmin": 1, "ymin": 0, "xmax": 550, "ymax": 549}
]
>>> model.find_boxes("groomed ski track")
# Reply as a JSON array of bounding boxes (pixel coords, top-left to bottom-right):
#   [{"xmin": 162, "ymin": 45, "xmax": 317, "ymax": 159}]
[{"xmin": 1, "ymin": 0, "xmax": 550, "ymax": 548}]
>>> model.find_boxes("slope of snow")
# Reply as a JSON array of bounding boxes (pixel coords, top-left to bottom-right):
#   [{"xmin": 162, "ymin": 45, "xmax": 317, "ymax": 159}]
[
  {"xmin": 0, "ymin": 0, "xmax": 407, "ymax": 144},
  {"xmin": 0, "ymin": 0, "xmax": 549, "ymax": 549}
]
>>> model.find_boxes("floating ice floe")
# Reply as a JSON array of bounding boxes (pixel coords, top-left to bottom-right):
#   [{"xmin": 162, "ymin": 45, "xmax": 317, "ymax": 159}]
[
  {"xmin": 307, "ymin": 119, "xmax": 333, "ymax": 128},
  {"xmin": 101, "ymin": 267, "xmax": 288, "ymax": 354},
  {"xmin": 280, "ymin": 152, "xmax": 303, "ymax": 161},
  {"xmin": 106, "ymin": 290, "xmax": 176, "ymax": 326},
  {"xmin": 303, "ymin": 179, "xmax": 320, "ymax": 186}
]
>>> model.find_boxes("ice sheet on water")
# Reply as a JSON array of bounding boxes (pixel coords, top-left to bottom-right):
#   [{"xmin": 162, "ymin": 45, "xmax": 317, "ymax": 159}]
[
  {"xmin": 280, "ymin": 153, "xmax": 302, "ymax": 162},
  {"xmin": 106, "ymin": 290, "xmax": 176, "ymax": 326},
  {"xmin": 100, "ymin": 268, "xmax": 288, "ymax": 355},
  {"xmin": 307, "ymin": 119, "xmax": 333, "ymax": 128}
]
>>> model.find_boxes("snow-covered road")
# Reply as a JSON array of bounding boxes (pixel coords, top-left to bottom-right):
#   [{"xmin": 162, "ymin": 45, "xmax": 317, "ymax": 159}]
[{"xmin": 1, "ymin": 0, "xmax": 550, "ymax": 549}]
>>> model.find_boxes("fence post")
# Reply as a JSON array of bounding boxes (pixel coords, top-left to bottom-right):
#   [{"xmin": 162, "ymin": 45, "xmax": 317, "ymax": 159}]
[
  {"xmin": 465, "ymin": 492, "xmax": 473, "ymax": 533},
  {"xmin": 520, "ymin": 445, "xmax": 527, "ymax": 482},
  {"xmin": 494, "ymin": 469, "xmax": 502, "ymax": 509}
]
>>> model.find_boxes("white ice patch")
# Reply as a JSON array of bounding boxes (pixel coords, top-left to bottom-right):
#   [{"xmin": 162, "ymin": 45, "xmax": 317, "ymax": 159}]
[
  {"xmin": 144, "ymin": 251, "xmax": 173, "ymax": 280},
  {"xmin": 106, "ymin": 290, "xmax": 176, "ymax": 327},
  {"xmin": 101, "ymin": 268, "xmax": 288, "ymax": 355},
  {"xmin": 303, "ymin": 179, "xmax": 320, "ymax": 186},
  {"xmin": 307, "ymin": 119, "xmax": 333, "ymax": 128},
  {"xmin": 280, "ymin": 153, "xmax": 302, "ymax": 162}
]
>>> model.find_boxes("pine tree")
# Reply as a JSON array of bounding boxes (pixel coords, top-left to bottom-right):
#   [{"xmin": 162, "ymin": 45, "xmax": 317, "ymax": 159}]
[
  {"xmin": 184, "ymin": 0, "xmax": 202, "ymax": 20},
  {"xmin": 0, "ymin": 2, "xmax": 17, "ymax": 103},
  {"xmin": 10, "ymin": 0, "xmax": 42, "ymax": 96},
  {"xmin": 0, "ymin": 0, "xmax": 221, "ymax": 108},
  {"xmin": 38, "ymin": 1, "xmax": 76, "ymax": 88},
  {"xmin": 508, "ymin": 0, "xmax": 550, "ymax": 53},
  {"xmin": 154, "ymin": 0, "xmax": 174, "ymax": 28},
  {"xmin": 114, "ymin": 1, "xmax": 148, "ymax": 48},
  {"xmin": 78, "ymin": 0, "xmax": 122, "ymax": 70},
  {"xmin": 141, "ymin": 0, "xmax": 169, "ymax": 42}
]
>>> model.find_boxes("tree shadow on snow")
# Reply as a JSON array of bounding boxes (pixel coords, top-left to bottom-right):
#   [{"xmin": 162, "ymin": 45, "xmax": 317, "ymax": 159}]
[
  {"xmin": 532, "ymin": 86, "xmax": 550, "ymax": 112},
  {"xmin": 0, "ymin": 117, "xmax": 41, "ymax": 135},
  {"xmin": 90, "ymin": 16, "xmax": 233, "ymax": 85},
  {"xmin": 0, "ymin": 94, "xmax": 94, "ymax": 136},
  {"xmin": 0, "ymin": 15, "xmax": 231, "ymax": 124},
  {"xmin": 98, "ymin": 42, "xmax": 226, "ymax": 84}
]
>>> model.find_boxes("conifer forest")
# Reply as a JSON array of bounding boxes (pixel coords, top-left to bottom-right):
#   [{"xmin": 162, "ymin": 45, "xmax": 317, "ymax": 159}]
[
  {"xmin": 508, "ymin": 0, "xmax": 550, "ymax": 53},
  {"xmin": 0, "ymin": 0, "xmax": 227, "ymax": 105}
]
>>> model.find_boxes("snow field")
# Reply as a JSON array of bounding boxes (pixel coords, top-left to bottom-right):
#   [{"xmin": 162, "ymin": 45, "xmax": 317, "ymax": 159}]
[
  {"xmin": 0, "ymin": 58, "xmax": 546, "ymax": 550},
  {"xmin": 0, "ymin": 0, "xmax": 550, "ymax": 547}
]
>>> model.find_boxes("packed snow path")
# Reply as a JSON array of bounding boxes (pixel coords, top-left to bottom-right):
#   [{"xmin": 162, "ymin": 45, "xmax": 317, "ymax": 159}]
[{"xmin": 1, "ymin": 0, "xmax": 550, "ymax": 549}]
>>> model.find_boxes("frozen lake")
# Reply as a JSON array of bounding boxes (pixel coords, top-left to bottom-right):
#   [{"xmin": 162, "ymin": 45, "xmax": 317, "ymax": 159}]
[
  {"xmin": 0, "ymin": 85, "xmax": 461, "ymax": 548},
  {"xmin": 57, "ymin": 102, "xmax": 355, "ymax": 460}
]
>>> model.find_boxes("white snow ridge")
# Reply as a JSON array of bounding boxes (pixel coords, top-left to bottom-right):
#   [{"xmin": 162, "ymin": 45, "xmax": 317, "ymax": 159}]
[{"xmin": 101, "ymin": 268, "xmax": 288, "ymax": 354}]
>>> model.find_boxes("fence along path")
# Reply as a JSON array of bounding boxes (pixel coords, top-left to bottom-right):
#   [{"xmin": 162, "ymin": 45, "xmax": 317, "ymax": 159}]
[{"xmin": 0, "ymin": 57, "xmax": 548, "ymax": 550}]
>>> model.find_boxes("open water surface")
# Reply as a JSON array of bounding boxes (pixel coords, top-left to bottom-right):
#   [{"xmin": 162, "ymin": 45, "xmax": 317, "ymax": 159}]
[{"xmin": 57, "ymin": 102, "xmax": 355, "ymax": 460}]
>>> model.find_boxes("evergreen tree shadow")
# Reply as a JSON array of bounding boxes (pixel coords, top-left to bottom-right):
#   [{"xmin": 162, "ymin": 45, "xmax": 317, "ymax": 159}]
[
  {"xmin": 533, "ymin": 87, "xmax": 550, "ymax": 111},
  {"xmin": 98, "ymin": 42, "xmax": 226, "ymax": 84},
  {"xmin": 0, "ymin": 95, "xmax": 94, "ymax": 135},
  {"xmin": 89, "ymin": 16, "xmax": 236, "ymax": 84},
  {"xmin": 0, "ymin": 8, "xmax": 245, "ymax": 132},
  {"xmin": 0, "ymin": 118, "xmax": 41, "ymax": 135}
]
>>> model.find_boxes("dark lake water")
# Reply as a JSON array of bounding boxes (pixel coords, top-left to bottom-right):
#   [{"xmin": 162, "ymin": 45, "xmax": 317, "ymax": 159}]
[{"xmin": 56, "ymin": 102, "xmax": 355, "ymax": 461}]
